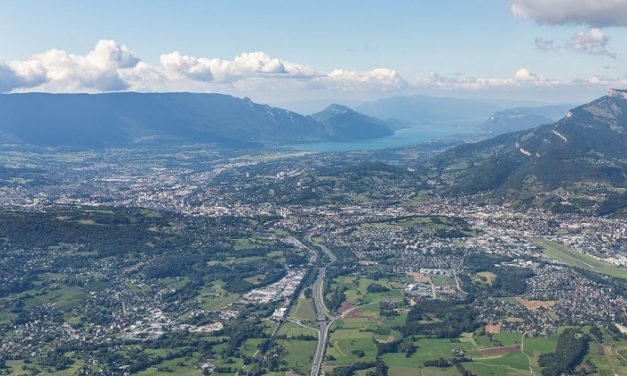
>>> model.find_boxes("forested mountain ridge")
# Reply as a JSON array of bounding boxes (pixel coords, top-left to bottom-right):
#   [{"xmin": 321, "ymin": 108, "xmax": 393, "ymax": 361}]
[
  {"xmin": 424, "ymin": 90, "xmax": 627, "ymax": 214},
  {"xmin": 479, "ymin": 104, "xmax": 573, "ymax": 135},
  {"xmin": 310, "ymin": 104, "xmax": 394, "ymax": 140},
  {"xmin": 0, "ymin": 92, "xmax": 391, "ymax": 148}
]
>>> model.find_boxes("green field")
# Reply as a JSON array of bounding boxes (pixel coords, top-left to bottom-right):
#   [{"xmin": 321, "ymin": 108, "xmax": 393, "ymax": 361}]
[
  {"xmin": 583, "ymin": 329, "xmax": 627, "ymax": 376},
  {"xmin": 380, "ymin": 333, "xmax": 548, "ymax": 375},
  {"xmin": 360, "ymin": 215, "xmax": 453, "ymax": 229},
  {"xmin": 6, "ymin": 359, "xmax": 89, "ymax": 376},
  {"xmin": 533, "ymin": 238, "xmax": 627, "ymax": 279},
  {"xmin": 196, "ymin": 280, "xmax": 240, "ymax": 311},
  {"xmin": 276, "ymin": 338, "xmax": 317, "ymax": 374},
  {"xmin": 326, "ymin": 304, "xmax": 385, "ymax": 366},
  {"xmin": 475, "ymin": 271, "xmax": 496, "ymax": 286},
  {"xmin": 387, "ymin": 365, "xmax": 463, "ymax": 376},
  {"xmin": 326, "ymin": 331, "xmax": 379, "ymax": 365},
  {"xmin": 431, "ymin": 275, "xmax": 456, "ymax": 287},
  {"xmin": 278, "ymin": 321, "xmax": 318, "ymax": 338},
  {"xmin": 23, "ymin": 285, "xmax": 87, "ymax": 312},
  {"xmin": 137, "ymin": 356, "xmax": 202, "ymax": 376},
  {"xmin": 291, "ymin": 294, "xmax": 318, "ymax": 321},
  {"xmin": 335, "ymin": 276, "xmax": 405, "ymax": 305}
]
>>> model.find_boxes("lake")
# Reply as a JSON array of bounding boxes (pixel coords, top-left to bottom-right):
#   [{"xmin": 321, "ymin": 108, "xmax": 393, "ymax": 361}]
[{"xmin": 288, "ymin": 124, "xmax": 477, "ymax": 152}]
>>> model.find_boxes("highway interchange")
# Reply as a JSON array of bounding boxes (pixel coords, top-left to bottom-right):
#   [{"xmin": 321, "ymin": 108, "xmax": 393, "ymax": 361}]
[{"xmin": 305, "ymin": 233, "xmax": 337, "ymax": 376}]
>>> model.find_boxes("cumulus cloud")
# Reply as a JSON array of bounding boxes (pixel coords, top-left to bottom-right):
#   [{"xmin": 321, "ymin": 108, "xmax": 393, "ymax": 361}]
[
  {"xmin": 0, "ymin": 40, "xmax": 407, "ymax": 94},
  {"xmin": 326, "ymin": 68, "xmax": 407, "ymax": 91},
  {"xmin": 514, "ymin": 68, "xmax": 538, "ymax": 81},
  {"xmin": 3, "ymin": 40, "xmax": 142, "ymax": 92},
  {"xmin": 0, "ymin": 63, "xmax": 21, "ymax": 92},
  {"xmin": 567, "ymin": 28, "xmax": 616, "ymax": 58},
  {"xmin": 533, "ymin": 29, "xmax": 617, "ymax": 58},
  {"xmin": 0, "ymin": 60, "xmax": 47, "ymax": 92},
  {"xmin": 412, "ymin": 68, "xmax": 553, "ymax": 91},
  {"xmin": 160, "ymin": 52, "xmax": 215, "ymax": 81},
  {"xmin": 510, "ymin": 0, "xmax": 627, "ymax": 27},
  {"xmin": 1, "ymin": 39, "xmax": 624, "ymax": 102},
  {"xmin": 159, "ymin": 51, "xmax": 318, "ymax": 83}
]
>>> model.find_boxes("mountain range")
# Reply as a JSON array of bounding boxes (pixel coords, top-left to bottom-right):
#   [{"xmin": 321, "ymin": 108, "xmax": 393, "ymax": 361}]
[
  {"xmin": 479, "ymin": 104, "xmax": 573, "ymax": 135},
  {"xmin": 357, "ymin": 95, "xmax": 505, "ymax": 126},
  {"xmin": 0, "ymin": 93, "xmax": 394, "ymax": 148},
  {"xmin": 311, "ymin": 104, "xmax": 395, "ymax": 140},
  {"xmin": 425, "ymin": 89, "xmax": 627, "ymax": 214}
]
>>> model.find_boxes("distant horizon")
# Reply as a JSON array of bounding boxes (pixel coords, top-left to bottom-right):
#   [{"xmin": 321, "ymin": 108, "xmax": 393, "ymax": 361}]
[
  {"xmin": 2, "ymin": 0, "xmax": 627, "ymax": 107},
  {"xmin": 0, "ymin": 88, "xmax": 598, "ymax": 115}
]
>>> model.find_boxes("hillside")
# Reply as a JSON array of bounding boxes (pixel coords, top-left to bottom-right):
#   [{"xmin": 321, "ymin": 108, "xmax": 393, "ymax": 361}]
[
  {"xmin": 480, "ymin": 104, "xmax": 572, "ymax": 135},
  {"xmin": 426, "ymin": 90, "xmax": 627, "ymax": 213},
  {"xmin": 357, "ymin": 95, "xmax": 504, "ymax": 126},
  {"xmin": 0, "ymin": 93, "xmax": 390, "ymax": 148},
  {"xmin": 310, "ymin": 104, "xmax": 394, "ymax": 140}
]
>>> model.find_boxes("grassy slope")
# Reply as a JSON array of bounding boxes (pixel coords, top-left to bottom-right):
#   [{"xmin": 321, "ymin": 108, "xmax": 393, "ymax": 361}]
[{"xmin": 533, "ymin": 238, "xmax": 627, "ymax": 279}]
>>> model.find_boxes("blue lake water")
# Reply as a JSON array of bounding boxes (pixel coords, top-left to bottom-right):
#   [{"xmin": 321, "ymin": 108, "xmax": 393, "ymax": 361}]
[{"xmin": 288, "ymin": 124, "xmax": 476, "ymax": 152}]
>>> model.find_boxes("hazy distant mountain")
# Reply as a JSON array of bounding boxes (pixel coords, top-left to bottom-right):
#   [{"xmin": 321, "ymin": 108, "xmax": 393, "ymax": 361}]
[
  {"xmin": 310, "ymin": 104, "xmax": 394, "ymax": 140},
  {"xmin": 479, "ymin": 104, "xmax": 573, "ymax": 135},
  {"xmin": 0, "ymin": 93, "xmax": 391, "ymax": 148},
  {"xmin": 427, "ymin": 90, "xmax": 627, "ymax": 212},
  {"xmin": 357, "ymin": 95, "xmax": 505, "ymax": 126}
]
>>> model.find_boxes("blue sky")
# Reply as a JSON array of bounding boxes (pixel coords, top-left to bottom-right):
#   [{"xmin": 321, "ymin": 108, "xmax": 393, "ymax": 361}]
[{"xmin": 1, "ymin": 0, "xmax": 626, "ymax": 108}]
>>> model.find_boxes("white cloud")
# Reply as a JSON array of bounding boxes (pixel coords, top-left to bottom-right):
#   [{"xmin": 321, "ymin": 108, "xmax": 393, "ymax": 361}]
[
  {"xmin": 4, "ymin": 40, "xmax": 142, "ymax": 92},
  {"xmin": 511, "ymin": 0, "xmax": 627, "ymax": 27},
  {"xmin": 0, "ymin": 62, "xmax": 22, "ymax": 92},
  {"xmin": 1, "ymin": 39, "xmax": 625, "ymax": 104},
  {"xmin": 85, "ymin": 39, "xmax": 139, "ymax": 70},
  {"xmin": 514, "ymin": 68, "xmax": 539, "ymax": 81},
  {"xmin": 533, "ymin": 29, "xmax": 617, "ymax": 59},
  {"xmin": 159, "ymin": 51, "xmax": 318, "ymax": 83},
  {"xmin": 568, "ymin": 28, "xmax": 616, "ymax": 58},
  {"xmin": 0, "ymin": 59, "xmax": 47, "ymax": 92},
  {"xmin": 160, "ymin": 52, "xmax": 215, "ymax": 81},
  {"xmin": 412, "ymin": 68, "xmax": 553, "ymax": 91},
  {"xmin": 325, "ymin": 68, "xmax": 407, "ymax": 91},
  {"xmin": 0, "ymin": 40, "xmax": 407, "ymax": 94}
]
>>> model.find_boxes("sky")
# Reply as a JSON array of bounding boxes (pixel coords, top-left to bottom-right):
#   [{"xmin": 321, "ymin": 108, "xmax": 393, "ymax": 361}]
[{"xmin": 1, "ymin": 0, "xmax": 627, "ymax": 110}]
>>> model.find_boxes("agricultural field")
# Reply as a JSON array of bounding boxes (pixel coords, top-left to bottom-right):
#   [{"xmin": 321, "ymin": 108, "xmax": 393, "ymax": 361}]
[
  {"xmin": 290, "ymin": 293, "xmax": 318, "ymax": 322},
  {"xmin": 583, "ymin": 329, "xmax": 627, "ymax": 376},
  {"xmin": 136, "ymin": 356, "xmax": 202, "ymax": 376},
  {"xmin": 379, "ymin": 331, "xmax": 559, "ymax": 376},
  {"xmin": 333, "ymin": 276, "xmax": 406, "ymax": 305},
  {"xmin": 358, "ymin": 215, "xmax": 474, "ymax": 237},
  {"xmin": 319, "ymin": 264, "xmax": 592, "ymax": 376},
  {"xmin": 276, "ymin": 338, "xmax": 317, "ymax": 375},
  {"xmin": 475, "ymin": 271, "xmax": 496, "ymax": 286},
  {"xmin": 277, "ymin": 321, "xmax": 318, "ymax": 338},
  {"xmin": 326, "ymin": 304, "xmax": 397, "ymax": 366},
  {"xmin": 196, "ymin": 280, "xmax": 240, "ymax": 311}
]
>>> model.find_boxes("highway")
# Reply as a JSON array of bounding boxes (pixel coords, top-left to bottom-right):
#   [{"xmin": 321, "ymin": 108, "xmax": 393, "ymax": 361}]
[
  {"xmin": 305, "ymin": 231, "xmax": 337, "ymax": 376},
  {"xmin": 310, "ymin": 267, "xmax": 329, "ymax": 376}
]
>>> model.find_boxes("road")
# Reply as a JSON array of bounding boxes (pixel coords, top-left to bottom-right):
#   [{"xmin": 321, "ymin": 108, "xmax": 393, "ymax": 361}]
[
  {"xmin": 453, "ymin": 269, "xmax": 466, "ymax": 294},
  {"xmin": 520, "ymin": 332, "xmax": 536, "ymax": 376},
  {"xmin": 304, "ymin": 231, "xmax": 337, "ymax": 376},
  {"xmin": 311, "ymin": 266, "xmax": 329, "ymax": 376}
]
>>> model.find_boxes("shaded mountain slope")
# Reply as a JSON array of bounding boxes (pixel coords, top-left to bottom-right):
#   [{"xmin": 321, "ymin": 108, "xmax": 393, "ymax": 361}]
[
  {"xmin": 426, "ymin": 90, "xmax": 627, "ymax": 210},
  {"xmin": 310, "ymin": 104, "xmax": 394, "ymax": 140},
  {"xmin": 0, "ymin": 93, "xmax": 392, "ymax": 148},
  {"xmin": 480, "ymin": 104, "xmax": 573, "ymax": 135}
]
